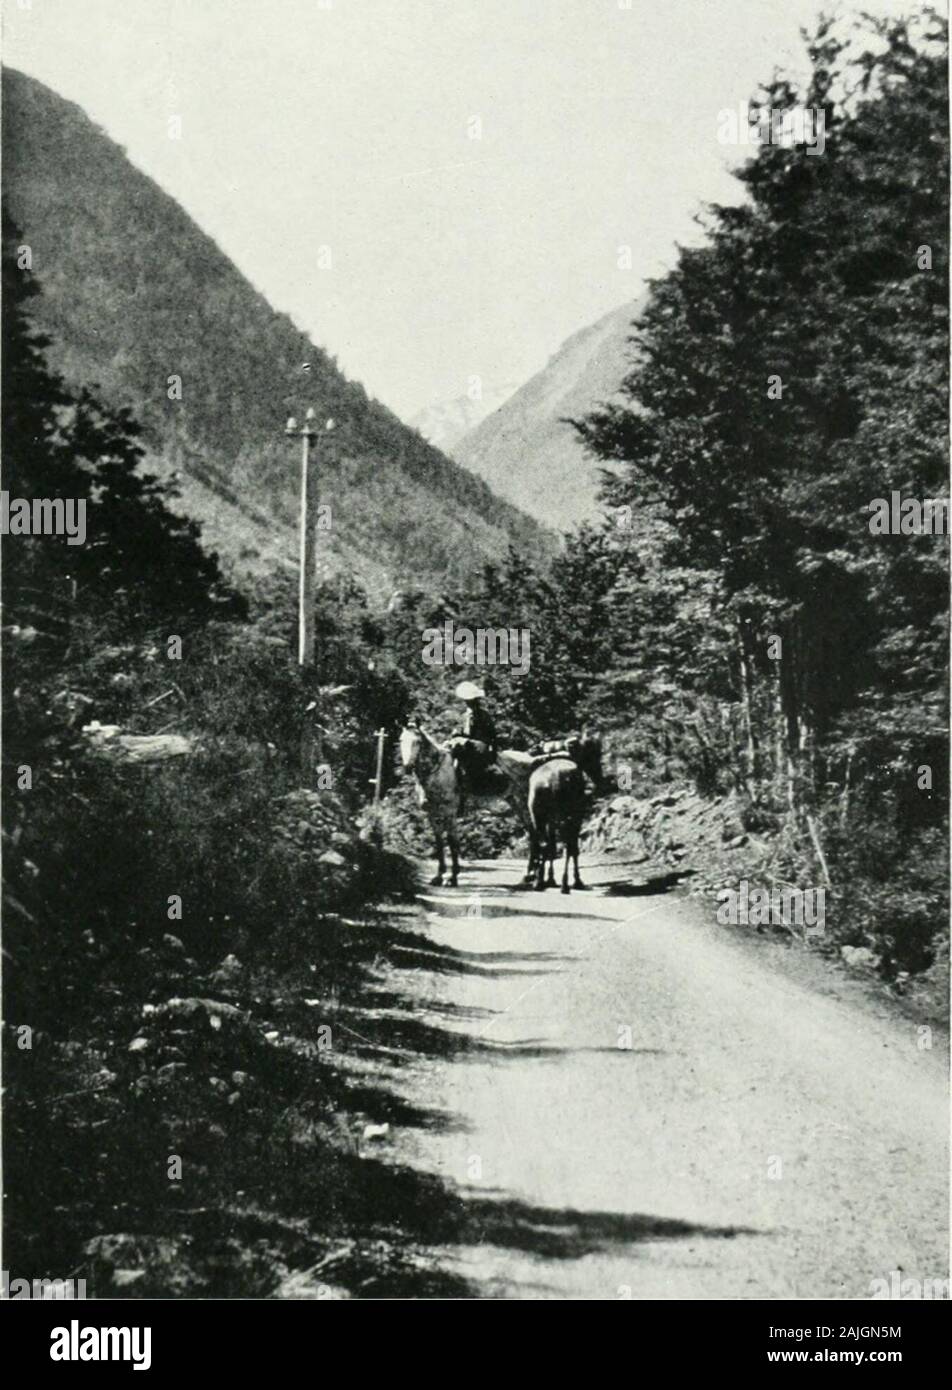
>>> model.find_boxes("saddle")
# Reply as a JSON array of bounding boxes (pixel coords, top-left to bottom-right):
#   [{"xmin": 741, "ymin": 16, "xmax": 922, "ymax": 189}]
[
  {"xmin": 528, "ymin": 735, "xmax": 582, "ymax": 771},
  {"xmin": 447, "ymin": 736, "xmax": 507, "ymax": 800}
]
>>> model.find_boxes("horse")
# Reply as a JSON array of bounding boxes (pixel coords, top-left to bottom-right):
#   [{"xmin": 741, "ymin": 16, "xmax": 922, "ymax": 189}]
[
  {"xmin": 495, "ymin": 748, "xmax": 542, "ymax": 883},
  {"xmin": 398, "ymin": 726, "xmax": 540, "ymax": 886},
  {"xmin": 528, "ymin": 732, "xmax": 603, "ymax": 894},
  {"xmin": 399, "ymin": 725, "xmax": 461, "ymax": 885}
]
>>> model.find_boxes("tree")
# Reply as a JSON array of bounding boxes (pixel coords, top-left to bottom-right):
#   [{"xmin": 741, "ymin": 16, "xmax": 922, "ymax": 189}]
[
  {"xmin": 2, "ymin": 207, "xmax": 243, "ymax": 640},
  {"xmin": 574, "ymin": 13, "xmax": 949, "ymax": 810}
]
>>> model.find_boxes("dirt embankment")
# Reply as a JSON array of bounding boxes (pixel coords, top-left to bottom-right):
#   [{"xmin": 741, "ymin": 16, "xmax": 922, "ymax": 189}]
[{"xmin": 583, "ymin": 786, "xmax": 949, "ymax": 1022}]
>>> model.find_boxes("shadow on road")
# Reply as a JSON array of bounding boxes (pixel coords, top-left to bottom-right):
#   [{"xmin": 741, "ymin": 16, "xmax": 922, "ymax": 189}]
[
  {"xmin": 298, "ymin": 902, "xmax": 762, "ymax": 1297},
  {"xmin": 44, "ymin": 869, "xmax": 757, "ymax": 1300},
  {"xmin": 598, "ymin": 870, "xmax": 694, "ymax": 895}
]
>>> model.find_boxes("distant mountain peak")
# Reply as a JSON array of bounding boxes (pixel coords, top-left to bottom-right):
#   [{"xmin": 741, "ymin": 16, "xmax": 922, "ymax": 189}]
[
  {"xmin": 409, "ymin": 379, "xmax": 522, "ymax": 455},
  {"xmin": 453, "ymin": 298, "xmax": 646, "ymax": 531}
]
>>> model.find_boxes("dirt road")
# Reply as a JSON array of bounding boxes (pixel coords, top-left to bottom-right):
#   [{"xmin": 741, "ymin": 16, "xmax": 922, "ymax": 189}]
[{"xmin": 371, "ymin": 856, "xmax": 948, "ymax": 1300}]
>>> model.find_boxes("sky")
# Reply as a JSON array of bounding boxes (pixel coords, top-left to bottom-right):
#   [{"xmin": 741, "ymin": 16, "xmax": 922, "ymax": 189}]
[{"xmin": 3, "ymin": 0, "xmax": 920, "ymax": 422}]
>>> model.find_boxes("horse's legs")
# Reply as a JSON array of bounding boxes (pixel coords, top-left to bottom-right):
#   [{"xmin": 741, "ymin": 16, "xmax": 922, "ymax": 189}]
[
  {"xmin": 560, "ymin": 839, "xmax": 571, "ymax": 894},
  {"xmin": 524, "ymin": 829, "xmax": 537, "ymax": 884},
  {"xmin": 571, "ymin": 825, "xmax": 585, "ymax": 889},
  {"xmin": 448, "ymin": 828, "xmax": 460, "ymax": 887},
  {"xmin": 533, "ymin": 822, "xmax": 547, "ymax": 891},
  {"xmin": 430, "ymin": 831, "xmax": 445, "ymax": 886},
  {"xmin": 545, "ymin": 831, "xmax": 557, "ymax": 887}
]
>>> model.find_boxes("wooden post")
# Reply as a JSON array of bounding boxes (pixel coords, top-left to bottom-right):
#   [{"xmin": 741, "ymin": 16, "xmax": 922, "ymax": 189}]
[
  {"xmin": 371, "ymin": 728, "xmax": 387, "ymax": 804},
  {"xmin": 298, "ymin": 421, "xmax": 316, "ymax": 667},
  {"xmin": 287, "ymin": 410, "xmax": 335, "ymax": 669},
  {"xmin": 287, "ymin": 412, "xmax": 336, "ymax": 782}
]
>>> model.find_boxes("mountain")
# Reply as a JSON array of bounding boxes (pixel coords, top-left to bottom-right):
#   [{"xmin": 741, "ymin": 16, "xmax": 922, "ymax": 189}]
[
  {"xmin": 452, "ymin": 298, "xmax": 646, "ymax": 531},
  {"xmin": 1, "ymin": 69, "xmax": 550, "ymax": 595},
  {"xmin": 410, "ymin": 380, "xmax": 521, "ymax": 456}
]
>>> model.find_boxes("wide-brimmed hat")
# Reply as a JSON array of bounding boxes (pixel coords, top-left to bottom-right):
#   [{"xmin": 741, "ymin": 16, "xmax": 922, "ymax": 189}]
[{"xmin": 455, "ymin": 680, "xmax": 485, "ymax": 701}]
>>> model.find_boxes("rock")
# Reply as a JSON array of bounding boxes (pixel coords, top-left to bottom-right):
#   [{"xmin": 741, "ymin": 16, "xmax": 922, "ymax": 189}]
[
  {"xmin": 362, "ymin": 1122, "xmax": 390, "ymax": 1142},
  {"xmin": 209, "ymin": 953, "xmax": 242, "ymax": 985},
  {"xmin": 655, "ymin": 790, "xmax": 685, "ymax": 807},
  {"xmin": 156, "ymin": 1062, "xmax": 187, "ymax": 1080},
  {"xmin": 276, "ymin": 1270, "xmax": 341, "ymax": 1299},
  {"xmin": 841, "ymin": 945, "xmax": 878, "ymax": 969},
  {"xmin": 128, "ymin": 1037, "xmax": 150, "ymax": 1054},
  {"xmin": 112, "ymin": 1269, "xmax": 146, "ymax": 1290},
  {"xmin": 208, "ymin": 1077, "xmax": 229, "ymax": 1095},
  {"xmin": 162, "ymin": 934, "xmax": 185, "ymax": 953},
  {"xmin": 231, "ymin": 1070, "xmax": 250, "ymax": 1087},
  {"xmin": 729, "ymin": 834, "xmax": 748, "ymax": 848},
  {"xmin": 154, "ymin": 997, "xmax": 245, "ymax": 1024},
  {"xmin": 82, "ymin": 721, "xmax": 122, "ymax": 742},
  {"xmin": 318, "ymin": 849, "xmax": 347, "ymax": 868}
]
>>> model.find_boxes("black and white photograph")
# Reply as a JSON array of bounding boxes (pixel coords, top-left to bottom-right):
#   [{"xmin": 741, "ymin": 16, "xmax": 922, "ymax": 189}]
[{"xmin": 1, "ymin": 0, "xmax": 949, "ymax": 1331}]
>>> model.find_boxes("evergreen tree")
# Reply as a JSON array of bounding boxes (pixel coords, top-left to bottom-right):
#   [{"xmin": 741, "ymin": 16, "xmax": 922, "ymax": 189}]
[
  {"xmin": 2, "ymin": 208, "xmax": 244, "ymax": 638},
  {"xmin": 574, "ymin": 13, "xmax": 949, "ymax": 808}
]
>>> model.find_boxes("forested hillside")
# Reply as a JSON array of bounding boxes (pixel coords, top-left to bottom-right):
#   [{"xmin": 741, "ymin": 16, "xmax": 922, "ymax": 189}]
[{"xmin": 1, "ymin": 68, "xmax": 550, "ymax": 593}]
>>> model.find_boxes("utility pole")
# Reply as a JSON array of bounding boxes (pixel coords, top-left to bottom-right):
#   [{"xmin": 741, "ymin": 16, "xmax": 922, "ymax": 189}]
[
  {"xmin": 371, "ymin": 727, "xmax": 387, "ymax": 804},
  {"xmin": 285, "ymin": 409, "xmax": 335, "ymax": 667},
  {"xmin": 286, "ymin": 409, "xmax": 335, "ymax": 783}
]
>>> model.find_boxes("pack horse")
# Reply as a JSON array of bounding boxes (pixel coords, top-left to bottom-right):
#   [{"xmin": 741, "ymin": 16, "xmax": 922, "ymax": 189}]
[{"xmin": 399, "ymin": 725, "xmax": 602, "ymax": 893}]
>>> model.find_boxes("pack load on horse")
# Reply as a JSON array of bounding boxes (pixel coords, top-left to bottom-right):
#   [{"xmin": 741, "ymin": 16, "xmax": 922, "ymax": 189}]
[{"xmin": 525, "ymin": 732, "xmax": 603, "ymax": 894}]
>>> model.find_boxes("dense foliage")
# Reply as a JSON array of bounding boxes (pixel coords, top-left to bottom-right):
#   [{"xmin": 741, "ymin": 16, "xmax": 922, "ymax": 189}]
[{"xmin": 567, "ymin": 12, "xmax": 949, "ymax": 970}]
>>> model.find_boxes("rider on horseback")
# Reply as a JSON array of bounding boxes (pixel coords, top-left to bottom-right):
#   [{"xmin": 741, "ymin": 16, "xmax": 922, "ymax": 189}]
[{"xmin": 448, "ymin": 681, "xmax": 497, "ymax": 799}]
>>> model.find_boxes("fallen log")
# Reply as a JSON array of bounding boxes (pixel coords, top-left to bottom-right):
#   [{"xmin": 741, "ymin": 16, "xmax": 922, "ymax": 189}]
[{"xmin": 82, "ymin": 721, "xmax": 193, "ymax": 763}]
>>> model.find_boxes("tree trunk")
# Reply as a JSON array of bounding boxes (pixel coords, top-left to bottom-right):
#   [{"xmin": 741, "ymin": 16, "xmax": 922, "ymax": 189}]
[{"xmin": 736, "ymin": 620, "xmax": 759, "ymax": 798}]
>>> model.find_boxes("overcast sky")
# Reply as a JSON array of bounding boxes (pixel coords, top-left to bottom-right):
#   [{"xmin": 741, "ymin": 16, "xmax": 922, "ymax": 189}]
[{"xmin": 4, "ymin": 0, "xmax": 918, "ymax": 422}]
